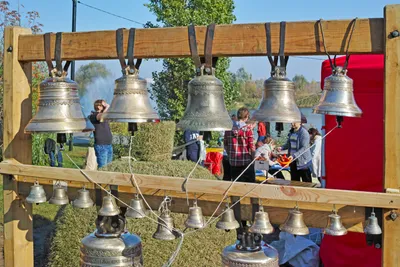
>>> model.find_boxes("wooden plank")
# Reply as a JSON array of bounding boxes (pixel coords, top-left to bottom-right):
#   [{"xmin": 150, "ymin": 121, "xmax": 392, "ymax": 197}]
[
  {"xmin": 17, "ymin": 182, "xmax": 365, "ymax": 232},
  {"xmin": 2, "ymin": 27, "xmax": 33, "ymax": 267},
  {"xmin": 383, "ymin": 5, "xmax": 400, "ymax": 267},
  {"xmin": 17, "ymin": 18, "xmax": 384, "ymax": 61},
  {"xmin": 1, "ymin": 162, "xmax": 400, "ymax": 209}
]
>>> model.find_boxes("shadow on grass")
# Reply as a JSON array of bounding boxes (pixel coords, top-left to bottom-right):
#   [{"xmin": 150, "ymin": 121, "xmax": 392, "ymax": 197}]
[{"xmin": 33, "ymin": 205, "xmax": 66, "ymax": 267}]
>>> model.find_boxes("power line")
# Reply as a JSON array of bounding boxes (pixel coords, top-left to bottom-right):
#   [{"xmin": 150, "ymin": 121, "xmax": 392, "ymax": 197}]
[
  {"xmin": 77, "ymin": 1, "xmax": 145, "ymax": 26},
  {"xmin": 75, "ymin": 2, "xmax": 325, "ymax": 63}
]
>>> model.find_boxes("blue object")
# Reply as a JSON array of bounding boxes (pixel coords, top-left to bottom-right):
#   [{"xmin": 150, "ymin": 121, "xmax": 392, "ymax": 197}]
[
  {"xmin": 255, "ymin": 170, "xmax": 265, "ymax": 176},
  {"xmin": 270, "ymin": 164, "xmax": 290, "ymax": 172},
  {"xmin": 94, "ymin": 144, "xmax": 113, "ymax": 168}
]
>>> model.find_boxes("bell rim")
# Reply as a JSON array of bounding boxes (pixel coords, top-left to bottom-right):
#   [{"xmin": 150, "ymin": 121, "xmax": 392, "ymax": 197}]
[
  {"xmin": 26, "ymin": 198, "xmax": 47, "ymax": 204},
  {"xmin": 102, "ymin": 117, "xmax": 159, "ymax": 123},
  {"xmin": 279, "ymin": 224, "xmax": 310, "ymax": 235},
  {"xmin": 248, "ymin": 227, "xmax": 274, "ymax": 235},
  {"xmin": 312, "ymin": 108, "xmax": 362, "ymax": 118},
  {"xmin": 323, "ymin": 228, "xmax": 348, "ymax": 236},
  {"xmin": 49, "ymin": 199, "xmax": 69, "ymax": 205}
]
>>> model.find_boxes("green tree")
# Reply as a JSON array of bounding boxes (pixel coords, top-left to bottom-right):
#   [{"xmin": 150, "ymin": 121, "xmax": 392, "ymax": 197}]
[
  {"xmin": 75, "ymin": 62, "xmax": 112, "ymax": 96},
  {"xmin": 292, "ymin": 74, "xmax": 308, "ymax": 91},
  {"xmin": 145, "ymin": 0, "xmax": 240, "ymax": 121}
]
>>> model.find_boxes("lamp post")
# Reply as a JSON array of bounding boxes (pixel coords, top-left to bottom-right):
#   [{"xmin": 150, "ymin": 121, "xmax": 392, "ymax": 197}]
[{"xmin": 69, "ymin": 0, "xmax": 78, "ymax": 151}]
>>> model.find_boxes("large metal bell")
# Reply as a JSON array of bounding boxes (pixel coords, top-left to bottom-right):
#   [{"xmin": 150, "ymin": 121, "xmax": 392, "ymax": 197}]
[
  {"xmin": 184, "ymin": 202, "xmax": 205, "ymax": 229},
  {"xmin": 153, "ymin": 212, "xmax": 177, "ymax": 241},
  {"xmin": 313, "ymin": 66, "xmax": 362, "ymax": 117},
  {"xmin": 249, "ymin": 207, "xmax": 274, "ymax": 235},
  {"xmin": 177, "ymin": 69, "xmax": 233, "ymax": 131},
  {"xmin": 102, "ymin": 71, "xmax": 159, "ymax": 122},
  {"xmin": 125, "ymin": 196, "xmax": 149, "ymax": 219},
  {"xmin": 324, "ymin": 212, "xmax": 347, "ymax": 236},
  {"xmin": 98, "ymin": 195, "xmax": 121, "ymax": 216},
  {"xmin": 252, "ymin": 67, "xmax": 301, "ymax": 123},
  {"xmin": 26, "ymin": 181, "xmax": 47, "ymax": 204},
  {"xmin": 280, "ymin": 207, "xmax": 309, "ymax": 235},
  {"xmin": 216, "ymin": 205, "xmax": 240, "ymax": 230},
  {"xmin": 72, "ymin": 188, "xmax": 94, "ymax": 209},
  {"xmin": 25, "ymin": 76, "xmax": 94, "ymax": 133},
  {"xmin": 49, "ymin": 184, "xmax": 69, "ymax": 205},
  {"xmin": 222, "ymin": 233, "xmax": 279, "ymax": 267},
  {"xmin": 364, "ymin": 211, "xmax": 382, "ymax": 235}
]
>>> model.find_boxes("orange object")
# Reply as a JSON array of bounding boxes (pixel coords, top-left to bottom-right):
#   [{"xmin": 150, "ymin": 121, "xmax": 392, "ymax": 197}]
[{"xmin": 277, "ymin": 154, "xmax": 291, "ymax": 167}]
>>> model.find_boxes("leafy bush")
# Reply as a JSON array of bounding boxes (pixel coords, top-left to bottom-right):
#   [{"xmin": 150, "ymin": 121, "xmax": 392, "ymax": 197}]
[
  {"xmin": 102, "ymin": 159, "xmax": 216, "ymax": 180},
  {"xmin": 131, "ymin": 121, "xmax": 175, "ymax": 161},
  {"xmin": 47, "ymin": 204, "xmax": 235, "ymax": 267}
]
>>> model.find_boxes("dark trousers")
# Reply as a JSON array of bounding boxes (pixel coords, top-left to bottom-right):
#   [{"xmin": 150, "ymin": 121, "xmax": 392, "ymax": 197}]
[
  {"xmin": 290, "ymin": 161, "xmax": 312, "ymax": 183},
  {"xmin": 49, "ymin": 150, "xmax": 63, "ymax": 167},
  {"xmin": 228, "ymin": 163, "xmax": 259, "ymax": 239},
  {"xmin": 268, "ymin": 169, "xmax": 285, "ymax": 179}
]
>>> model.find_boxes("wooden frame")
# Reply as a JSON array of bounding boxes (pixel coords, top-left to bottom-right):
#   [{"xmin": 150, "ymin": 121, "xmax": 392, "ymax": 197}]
[{"xmin": 1, "ymin": 5, "xmax": 399, "ymax": 266}]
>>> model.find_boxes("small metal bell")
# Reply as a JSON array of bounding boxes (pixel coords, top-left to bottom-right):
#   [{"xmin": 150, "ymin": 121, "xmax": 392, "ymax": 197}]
[
  {"xmin": 176, "ymin": 68, "xmax": 233, "ymax": 131},
  {"xmin": 153, "ymin": 212, "xmax": 177, "ymax": 241},
  {"xmin": 313, "ymin": 66, "xmax": 362, "ymax": 117},
  {"xmin": 72, "ymin": 188, "xmax": 94, "ymax": 209},
  {"xmin": 26, "ymin": 181, "xmax": 47, "ymax": 204},
  {"xmin": 103, "ymin": 70, "xmax": 159, "ymax": 123},
  {"xmin": 98, "ymin": 195, "xmax": 120, "ymax": 216},
  {"xmin": 280, "ymin": 206, "xmax": 309, "ymax": 235},
  {"xmin": 222, "ymin": 232, "xmax": 279, "ymax": 267},
  {"xmin": 25, "ymin": 75, "xmax": 94, "ymax": 133},
  {"xmin": 249, "ymin": 206, "xmax": 274, "ymax": 235},
  {"xmin": 216, "ymin": 205, "xmax": 240, "ymax": 230},
  {"xmin": 49, "ymin": 184, "xmax": 69, "ymax": 205},
  {"xmin": 324, "ymin": 211, "xmax": 347, "ymax": 236},
  {"xmin": 125, "ymin": 195, "xmax": 149, "ymax": 219},
  {"xmin": 252, "ymin": 67, "xmax": 301, "ymax": 123},
  {"xmin": 184, "ymin": 201, "xmax": 205, "ymax": 229},
  {"xmin": 364, "ymin": 211, "xmax": 382, "ymax": 235}
]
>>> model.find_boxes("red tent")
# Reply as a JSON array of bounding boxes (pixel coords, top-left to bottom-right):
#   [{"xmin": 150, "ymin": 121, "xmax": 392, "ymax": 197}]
[{"xmin": 319, "ymin": 55, "xmax": 383, "ymax": 266}]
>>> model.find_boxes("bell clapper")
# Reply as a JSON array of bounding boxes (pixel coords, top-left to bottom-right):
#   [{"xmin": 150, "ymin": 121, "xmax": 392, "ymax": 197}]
[{"xmin": 336, "ymin": 116, "xmax": 344, "ymax": 128}]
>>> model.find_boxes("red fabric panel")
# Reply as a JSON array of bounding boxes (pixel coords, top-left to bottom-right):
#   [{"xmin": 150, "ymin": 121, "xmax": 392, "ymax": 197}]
[
  {"xmin": 319, "ymin": 55, "xmax": 384, "ymax": 267},
  {"xmin": 205, "ymin": 152, "xmax": 223, "ymax": 175}
]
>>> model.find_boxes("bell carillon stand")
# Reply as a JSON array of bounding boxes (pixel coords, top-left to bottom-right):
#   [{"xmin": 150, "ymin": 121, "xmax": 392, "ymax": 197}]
[{"xmin": 1, "ymin": 4, "xmax": 400, "ymax": 266}]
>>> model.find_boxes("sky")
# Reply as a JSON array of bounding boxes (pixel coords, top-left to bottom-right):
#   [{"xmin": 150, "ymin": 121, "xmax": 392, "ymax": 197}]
[{"xmin": 12, "ymin": 0, "xmax": 397, "ymax": 83}]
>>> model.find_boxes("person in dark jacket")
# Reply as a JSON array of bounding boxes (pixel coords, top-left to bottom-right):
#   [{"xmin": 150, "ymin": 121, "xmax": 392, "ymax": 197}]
[
  {"xmin": 89, "ymin": 99, "xmax": 113, "ymax": 168},
  {"xmin": 184, "ymin": 130, "xmax": 202, "ymax": 163},
  {"xmin": 44, "ymin": 138, "xmax": 63, "ymax": 167},
  {"xmin": 278, "ymin": 122, "xmax": 312, "ymax": 182}
]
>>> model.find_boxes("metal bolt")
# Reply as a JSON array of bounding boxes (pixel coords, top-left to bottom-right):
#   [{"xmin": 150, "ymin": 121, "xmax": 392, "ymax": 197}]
[
  {"xmin": 390, "ymin": 30, "xmax": 399, "ymax": 38},
  {"xmin": 7, "ymin": 46, "xmax": 12, "ymax": 52},
  {"xmin": 375, "ymin": 243, "xmax": 381, "ymax": 249},
  {"xmin": 390, "ymin": 210, "xmax": 398, "ymax": 221}
]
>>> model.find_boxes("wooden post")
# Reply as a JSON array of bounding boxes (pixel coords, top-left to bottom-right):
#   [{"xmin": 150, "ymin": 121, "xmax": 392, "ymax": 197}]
[
  {"xmin": 2, "ymin": 27, "xmax": 33, "ymax": 267},
  {"xmin": 383, "ymin": 5, "xmax": 400, "ymax": 267}
]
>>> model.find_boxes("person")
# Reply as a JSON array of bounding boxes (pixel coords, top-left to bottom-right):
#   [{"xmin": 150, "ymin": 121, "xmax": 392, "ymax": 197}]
[
  {"xmin": 278, "ymin": 122, "xmax": 312, "ymax": 182},
  {"xmin": 184, "ymin": 130, "xmax": 202, "ymax": 163},
  {"xmin": 309, "ymin": 128, "xmax": 322, "ymax": 184},
  {"xmin": 231, "ymin": 114, "xmax": 238, "ymax": 122},
  {"xmin": 89, "ymin": 100, "xmax": 113, "ymax": 168},
  {"xmin": 44, "ymin": 138, "xmax": 63, "ymax": 167},
  {"xmin": 255, "ymin": 134, "xmax": 285, "ymax": 179},
  {"xmin": 257, "ymin": 121, "xmax": 267, "ymax": 142},
  {"xmin": 224, "ymin": 107, "xmax": 258, "ymax": 240}
]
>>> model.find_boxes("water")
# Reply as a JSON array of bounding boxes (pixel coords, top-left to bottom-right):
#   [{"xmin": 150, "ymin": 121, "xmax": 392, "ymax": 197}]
[{"xmin": 251, "ymin": 107, "xmax": 324, "ymax": 141}]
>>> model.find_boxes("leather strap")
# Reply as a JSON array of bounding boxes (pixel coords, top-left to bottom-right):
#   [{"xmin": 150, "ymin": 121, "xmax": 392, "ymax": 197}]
[
  {"xmin": 204, "ymin": 23, "xmax": 216, "ymax": 70},
  {"xmin": 55, "ymin": 32, "xmax": 63, "ymax": 73},
  {"xmin": 188, "ymin": 24, "xmax": 201, "ymax": 69},
  {"xmin": 265, "ymin": 23, "xmax": 275, "ymax": 68},
  {"xmin": 44, "ymin": 33, "xmax": 53, "ymax": 75},
  {"xmin": 116, "ymin": 28, "xmax": 127, "ymax": 70}
]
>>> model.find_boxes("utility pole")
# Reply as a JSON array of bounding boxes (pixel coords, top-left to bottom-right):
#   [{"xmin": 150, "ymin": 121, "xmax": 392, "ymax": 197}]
[{"xmin": 69, "ymin": 0, "xmax": 78, "ymax": 151}]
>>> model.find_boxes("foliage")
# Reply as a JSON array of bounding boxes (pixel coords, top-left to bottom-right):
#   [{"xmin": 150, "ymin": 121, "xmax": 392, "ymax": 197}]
[
  {"xmin": 130, "ymin": 121, "xmax": 176, "ymax": 161},
  {"xmin": 47, "ymin": 204, "xmax": 235, "ymax": 267},
  {"xmin": 230, "ymin": 67, "xmax": 263, "ymax": 110},
  {"xmin": 145, "ymin": 0, "xmax": 240, "ymax": 121},
  {"xmin": 75, "ymin": 61, "xmax": 112, "ymax": 96},
  {"xmin": 102, "ymin": 158, "xmax": 216, "ymax": 180}
]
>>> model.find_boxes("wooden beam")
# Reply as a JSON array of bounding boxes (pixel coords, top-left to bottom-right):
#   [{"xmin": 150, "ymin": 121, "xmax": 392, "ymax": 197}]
[
  {"xmin": 17, "ymin": 182, "xmax": 365, "ymax": 232},
  {"xmin": 17, "ymin": 18, "xmax": 384, "ymax": 61},
  {"xmin": 2, "ymin": 27, "xmax": 33, "ymax": 267},
  {"xmin": 1, "ymin": 162, "xmax": 400, "ymax": 209},
  {"xmin": 383, "ymin": 5, "xmax": 400, "ymax": 267}
]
